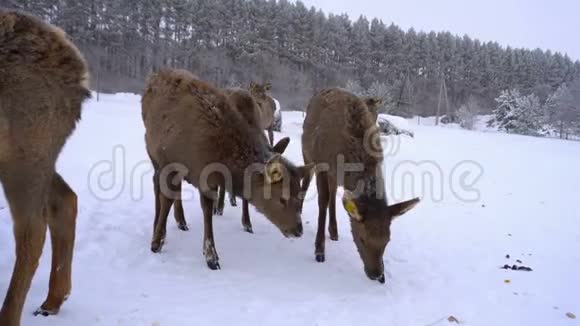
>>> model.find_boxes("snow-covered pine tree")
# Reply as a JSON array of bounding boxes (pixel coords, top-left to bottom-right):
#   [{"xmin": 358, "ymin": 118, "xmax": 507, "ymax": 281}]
[
  {"xmin": 569, "ymin": 79, "xmax": 580, "ymax": 138},
  {"xmin": 545, "ymin": 83, "xmax": 568, "ymax": 137},
  {"xmin": 489, "ymin": 89, "xmax": 520, "ymax": 128},
  {"xmin": 12, "ymin": 0, "xmax": 579, "ymax": 112},
  {"xmin": 545, "ymin": 82, "xmax": 580, "ymax": 138},
  {"xmin": 503, "ymin": 93, "xmax": 545, "ymax": 136},
  {"xmin": 345, "ymin": 79, "xmax": 365, "ymax": 96}
]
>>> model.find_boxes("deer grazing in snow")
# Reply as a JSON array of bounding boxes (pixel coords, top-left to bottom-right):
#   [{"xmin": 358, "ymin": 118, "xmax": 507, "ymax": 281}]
[
  {"xmin": 171, "ymin": 87, "xmax": 292, "ymax": 234},
  {"xmin": 209, "ymin": 83, "xmax": 281, "ymax": 216},
  {"xmin": 248, "ymin": 82, "xmax": 277, "ymax": 146},
  {"xmin": 300, "ymin": 88, "xmax": 420, "ymax": 284},
  {"xmin": 210, "ymin": 84, "xmax": 282, "ymax": 215},
  {"xmin": 0, "ymin": 10, "xmax": 90, "ymax": 326},
  {"xmin": 142, "ymin": 69, "xmax": 312, "ymax": 270}
]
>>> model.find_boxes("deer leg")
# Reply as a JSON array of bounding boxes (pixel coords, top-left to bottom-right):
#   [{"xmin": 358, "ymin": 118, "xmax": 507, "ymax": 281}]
[
  {"xmin": 241, "ymin": 200, "xmax": 253, "ymax": 234},
  {"xmin": 200, "ymin": 191, "xmax": 220, "ymax": 270},
  {"xmin": 299, "ymin": 169, "xmax": 313, "ymax": 213},
  {"xmin": 173, "ymin": 181, "xmax": 188, "ymax": 231},
  {"xmin": 151, "ymin": 171, "xmax": 175, "ymax": 253},
  {"xmin": 35, "ymin": 174, "xmax": 77, "ymax": 317},
  {"xmin": 213, "ymin": 185, "xmax": 225, "ymax": 216},
  {"xmin": 267, "ymin": 127, "xmax": 274, "ymax": 146},
  {"xmin": 314, "ymin": 172, "xmax": 330, "ymax": 263},
  {"xmin": 327, "ymin": 177, "xmax": 339, "ymax": 241},
  {"xmin": 0, "ymin": 175, "xmax": 49, "ymax": 326},
  {"xmin": 228, "ymin": 192, "xmax": 237, "ymax": 207},
  {"xmin": 151, "ymin": 169, "xmax": 160, "ymax": 233},
  {"xmin": 151, "ymin": 192, "xmax": 174, "ymax": 253},
  {"xmin": 151, "ymin": 168, "xmax": 182, "ymax": 252}
]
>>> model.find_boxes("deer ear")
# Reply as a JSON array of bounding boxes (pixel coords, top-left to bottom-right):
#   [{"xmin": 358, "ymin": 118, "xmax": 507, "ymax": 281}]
[
  {"xmin": 388, "ymin": 198, "xmax": 420, "ymax": 220},
  {"xmin": 342, "ymin": 190, "xmax": 363, "ymax": 222},
  {"xmin": 296, "ymin": 163, "xmax": 315, "ymax": 180},
  {"xmin": 1, "ymin": 13, "xmax": 17, "ymax": 32},
  {"xmin": 249, "ymin": 82, "xmax": 258, "ymax": 92},
  {"xmin": 265, "ymin": 154, "xmax": 285, "ymax": 184},
  {"xmin": 271, "ymin": 137, "xmax": 290, "ymax": 154},
  {"xmin": 365, "ymin": 97, "xmax": 383, "ymax": 110}
]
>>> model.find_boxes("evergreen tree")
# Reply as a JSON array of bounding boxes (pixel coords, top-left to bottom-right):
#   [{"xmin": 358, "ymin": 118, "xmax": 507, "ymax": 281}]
[
  {"xmin": 504, "ymin": 94, "xmax": 545, "ymax": 136},
  {"xmin": 491, "ymin": 90, "xmax": 546, "ymax": 136},
  {"xmin": 345, "ymin": 79, "xmax": 365, "ymax": 96},
  {"xmin": 489, "ymin": 89, "xmax": 520, "ymax": 129},
  {"xmin": 546, "ymin": 82, "xmax": 580, "ymax": 138},
  {"xmin": 7, "ymin": 0, "xmax": 579, "ymax": 114}
]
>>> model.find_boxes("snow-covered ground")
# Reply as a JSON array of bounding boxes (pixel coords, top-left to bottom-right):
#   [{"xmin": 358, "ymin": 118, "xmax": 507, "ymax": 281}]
[
  {"xmin": 411, "ymin": 114, "xmax": 497, "ymax": 133},
  {"xmin": 378, "ymin": 113, "xmax": 412, "ymax": 131},
  {"xmin": 1, "ymin": 94, "xmax": 579, "ymax": 325}
]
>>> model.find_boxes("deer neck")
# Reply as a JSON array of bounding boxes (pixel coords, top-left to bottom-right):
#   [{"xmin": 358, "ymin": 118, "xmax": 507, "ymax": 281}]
[{"xmin": 344, "ymin": 165, "xmax": 387, "ymax": 201}]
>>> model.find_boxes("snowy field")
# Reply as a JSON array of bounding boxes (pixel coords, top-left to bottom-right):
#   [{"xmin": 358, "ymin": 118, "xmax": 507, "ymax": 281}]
[{"xmin": 1, "ymin": 93, "xmax": 579, "ymax": 325}]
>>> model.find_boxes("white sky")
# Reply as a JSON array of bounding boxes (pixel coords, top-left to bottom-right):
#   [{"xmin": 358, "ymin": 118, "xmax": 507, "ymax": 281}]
[{"xmin": 300, "ymin": 0, "xmax": 580, "ymax": 61}]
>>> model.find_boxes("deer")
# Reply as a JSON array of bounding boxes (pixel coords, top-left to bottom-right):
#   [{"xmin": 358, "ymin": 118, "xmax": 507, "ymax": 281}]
[
  {"xmin": 206, "ymin": 84, "xmax": 280, "ymax": 215},
  {"xmin": 248, "ymin": 82, "xmax": 277, "ymax": 146},
  {"xmin": 0, "ymin": 10, "xmax": 90, "ymax": 326},
  {"xmin": 171, "ymin": 87, "xmax": 292, "ymax": 234},
  {"xmin": 300, "ymin": 88, "xmax": 420, "ymax": 284},
  {"xmin": 363, "ymin": 97, "xmax": 383, "ymax": 122},
  {"xmin": 210, "ymin": 84, "xmax": 281, "ymax": 215},
  {"xmin": 141, "ymin": 69, "xmax": 312, "ymax": 270}
]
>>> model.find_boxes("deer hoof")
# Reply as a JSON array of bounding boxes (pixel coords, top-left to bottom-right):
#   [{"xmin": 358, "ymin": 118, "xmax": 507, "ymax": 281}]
[
  {"xmin": 377, "ymin": 274, "xmax": 386, "ymax": 284},
  {"xmin": 177, "ymin": 224, "xmax": 189, "ymax": 231},
  {"xmin": 204, "ymin": 240, "xmax": 220, "ymax": 270},
  {"xmin": 151, "ymin": 238, "xmax": 165, "ymax": 253},
  {"xmin": 242, "ymin": 224, "xmax": 254, "ymax": 234},
  {"xmin": 329, "ymin": 228, "xmax": 339, "ymax": 241},
  {"xmin": 33, "ymin": 307, "xmax": 58, "ymax": 317},
  {"xmin": 206, "ymin": 260, "xmax": 221, "ymax": 270},
  {"xmin": 315, "ymin": 253, "xmax": 325, "ymax": 263}
]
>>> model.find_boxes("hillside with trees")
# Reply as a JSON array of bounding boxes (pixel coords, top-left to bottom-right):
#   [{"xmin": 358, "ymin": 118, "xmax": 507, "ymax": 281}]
[{"xmin": 5, "ymin": 0, "xmax": 580, "ymax": 124}]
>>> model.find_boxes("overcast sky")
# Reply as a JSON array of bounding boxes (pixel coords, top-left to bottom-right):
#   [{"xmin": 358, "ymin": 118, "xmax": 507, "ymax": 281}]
[{"xmin": 300, "ymin": 0, "xmax": 580, "ymax": 61}]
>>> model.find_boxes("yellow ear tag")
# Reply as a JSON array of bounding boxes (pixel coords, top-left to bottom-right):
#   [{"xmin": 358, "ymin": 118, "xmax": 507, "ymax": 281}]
[
  {"xmin": 345, "ymin": 200, "xmax": 357, "ymax": 216},
  {"xmin": 344, "ymin": 199, "xmax": 363, "ymax": 221},
  {"xmin": 265, "ymin": 162, "xmax": 284, "ymax": 184}
]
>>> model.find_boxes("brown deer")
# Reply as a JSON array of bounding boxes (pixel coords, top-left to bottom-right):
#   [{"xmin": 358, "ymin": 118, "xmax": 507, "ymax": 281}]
[
  {"xmin": 248, "ymin": 82, "xmax": 276, "ymax": 146},
  {"xmin": 142, "ymin": 69, "xmax": 311, "ymax": 270},
  {"xmin": 301, "ymin": 88, "xmax": 419, "ymax": 284},
  {"xmin": 209, "ymin": 84, "xmax": 279, "ymax": 215},
  {"xmin": 172, "ymin": 87, "xmax": 292, "ymax": 234},
  {"xmin": 364, "ymin": 97, "xmax": 383, "ymax": 122},
  {"xmin": 0, "ymin": 11, "xmax": 90, "ymax": 326}
]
